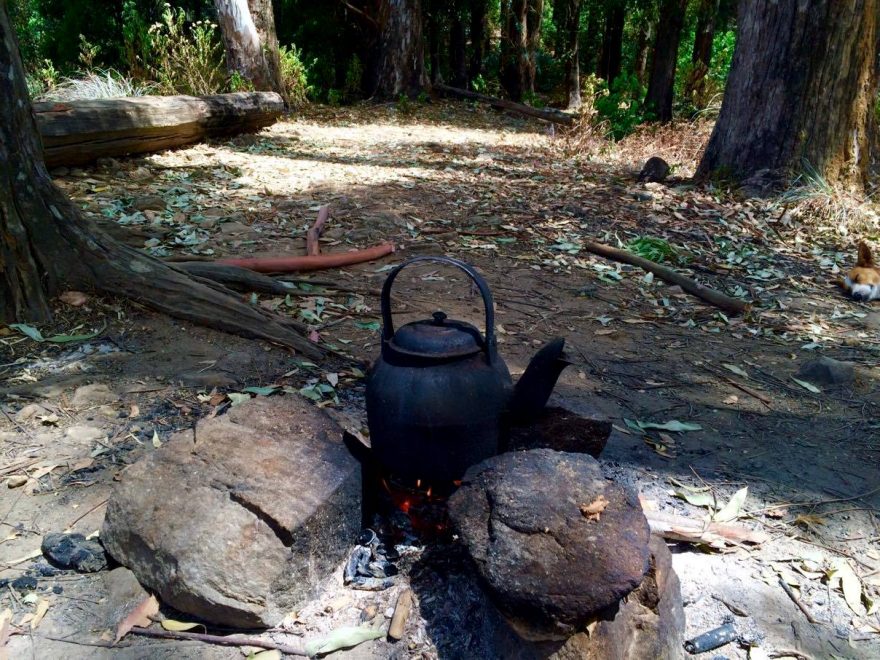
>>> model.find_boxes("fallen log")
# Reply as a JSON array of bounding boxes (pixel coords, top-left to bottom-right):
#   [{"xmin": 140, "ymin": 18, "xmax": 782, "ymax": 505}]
[
  {"xmin": 582, "ymin": 239, "xmax": 751, "ymax": 316},
  {"xmin": 217, "ymin": 243, "xmax": 395, "ymax": 273},
  {"xmin": 34, "ymin": 92, "xmax": 284, "ymax": 167},
  {"xmin": 434, "ymin": 83, "xmax": 575, "ymax": 126}
]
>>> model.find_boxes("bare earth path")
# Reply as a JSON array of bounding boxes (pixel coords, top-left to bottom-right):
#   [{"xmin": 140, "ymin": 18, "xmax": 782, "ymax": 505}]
[{"xmin": 1, "ymin": 102, "xmax": 878, "ymax": 658}]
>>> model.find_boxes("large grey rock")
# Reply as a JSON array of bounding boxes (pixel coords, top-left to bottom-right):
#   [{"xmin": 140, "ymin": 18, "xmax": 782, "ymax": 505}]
[
  {"xmin": 796, "ymin": 356, "xmax": 856, "ymax": 385},
  {"xmin": 448, "ymin": 449, "xmax": 651, "ymax": 640},
  {"xmin": 101, "ymin": 395, "xmax": 361, "ymax": 628}
]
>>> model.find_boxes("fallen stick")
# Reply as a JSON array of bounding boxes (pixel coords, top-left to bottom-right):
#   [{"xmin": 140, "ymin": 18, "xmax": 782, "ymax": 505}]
[
  {"xmin": 434, "ymin": 83, "xmax": 575, "ymax": 126},
  {"xmin": 307, "ymin": 206, "xmax": 330, "ymax": 257},
  {"xmin": 582, "ymin": 240, "xmax": 750, "ymax": 316},
  {"xmin": 641, "ymin": 506, "xmax": 769, "ymax": 547},
  {"xmin": 388, "ymin": 588, "xmax": 413, "ymax": 641},
  {"xmin": 217, "ymin": 243, "xmax": 395, "ymax": 273},
  {"xmin": 778, "ymin": 577, "xmax": 821, "ymax": 625},
  {"xmin": 128, "ymin": 626, "xmax": 307, "ymax": 656}
]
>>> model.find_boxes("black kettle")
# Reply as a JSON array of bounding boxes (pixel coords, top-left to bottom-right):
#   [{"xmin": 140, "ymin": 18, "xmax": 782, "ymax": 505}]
[{"xmin": 365, "ymin": 256, "xmax": 570, "ymax": 485}]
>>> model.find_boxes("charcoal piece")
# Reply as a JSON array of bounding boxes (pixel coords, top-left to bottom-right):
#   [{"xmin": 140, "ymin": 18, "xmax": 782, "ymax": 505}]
[
  {"xmin": 11, "ymin": 576, "xmax": 37, "ymax": 592},
  {"xmin": 41, "ymin": 532, "xmax": 108, "ymax": 573}
]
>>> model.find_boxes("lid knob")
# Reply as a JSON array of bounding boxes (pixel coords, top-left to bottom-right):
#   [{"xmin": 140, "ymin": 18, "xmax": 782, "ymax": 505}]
[{"xmin": 432, "ymin": 311, "xmax": 448, "ymax": 325}]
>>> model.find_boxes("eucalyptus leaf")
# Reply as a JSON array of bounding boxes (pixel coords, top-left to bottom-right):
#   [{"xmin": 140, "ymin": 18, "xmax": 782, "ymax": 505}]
[
  {"xmin": 242, "ymin": 386, "xmax": 280, "ymax": 396},
  {"xmin": 304, "ymin": 626, "xmax": 384, "ymax": 657},
  {"xmin": 713, "ymin": 486, "xmax": 748, "ymax": 523},
  {"xmin": 355, "ymin": 320, "xmax": 380, "ymax": 331},
  {"xmin": 227, "ymin": 392, "xmax": 252, "ymax": 406},
  {"xmin": 723, "ymin": 363, "xmax": 749, "ymax": 378},
  {"xmin": 10, "ymin": 324, "xmax": 45, "ymax": 341},
  {"xmin": 792, "ymin": 377, "xmax": 821, "ymax": 394},
  {"xmin": 674, "ymin": 489, "xmax": 716, "ymax": 508}
]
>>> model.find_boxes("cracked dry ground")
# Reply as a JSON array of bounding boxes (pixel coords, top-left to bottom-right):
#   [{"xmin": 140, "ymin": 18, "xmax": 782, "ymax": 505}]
[{"xmin": 1, "ymin": 102, "xmax": 879, "ymax": 658}]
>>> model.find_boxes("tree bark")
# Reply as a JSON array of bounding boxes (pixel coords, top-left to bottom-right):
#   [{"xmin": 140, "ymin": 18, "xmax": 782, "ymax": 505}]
[
  {"xmin": 0, "ymin": 4, "xmax": 319, "ymax": 357},
  {"xmin": 633, "ymin": 20, "xmax": 654, "ymax": 84},
  {"xmin": 376, "ymin": 0, "xmax": 428, "ymax": 97},
  {"xmin": 525, "ymin": 0, "xmax": 544, "ymax": 93},
  {"xmin": 214, "ymin": 0, "xmax": 286, "ymax": 102},
  {"xmin": 597, "ymin": 0, "xmax": 624, "ymax": 85},
  {"xmin": 468, "ymin": 0, "xmax": 489, "ymax": 85},
  {"xmin": 35, "ymin": 92, "xmax": 283, "ymax": 168},
  {"xmin": 644, "ymin": 0, "xmax": 687, "ymax": 122},
  {"xmin": 500, "ymin": 0, "xmax": 529, "ymax": 101},
  {"xmin": 554, "ymin": 0, "xmax": 582, "ymax": 109},
  {"xmin": 449, "ymin": 3, "xmax": 468, "ymax": 88},
  {"xmin": 426, "ymin": 0, "xmax": 443, "ymax": 84},
  {"xmin": 697, "ymin": 0, "xmax": 880, "ymax": 191}
]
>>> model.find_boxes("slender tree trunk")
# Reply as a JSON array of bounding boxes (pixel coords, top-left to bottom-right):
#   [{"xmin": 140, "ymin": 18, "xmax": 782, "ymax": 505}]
[
  {"xmin": 644, "ymin": 0, "xmax": 687, "ymax": 122},
  {"xmin": 500, "ymin": 0, "xmax": 529, "ymax": 101},
  {"xmin": 555, "ymin": 0, "xmax": 582, "ymax": 108},
  {"xmin": 376, "ymin": 0, "xmax": 428, "ymax": 97},
  {"xmin": 450, "ymin": 3, "xmax": 468, "ymax": 88},
  {"xmin": 684, "ymin": 0, "xmax": 719, "ymax": 102},
  {"xmin": 525, "ymin": 0, "xmax": 544, "ymax": 93},
  {"xmin": 597, "ymin": 1, "xmax": 624, "ymax": 85},
  {"xmin": 0, "ymin": 3, "xmax": 318, "ymax": 355},
  {"xmin": 633, "ymin": 20, "xmax": 654, "ymax": 84},
  {"xmin": 468, "ymin": 0, "xmax": 488, "ymax": 85},
  {"xmin": 580, "ymin": 1, "xmax": 600, "ymax": 76},
  {"xmin": 697, "ymin": 0, "xmax": 880, "ymax": 191},
  {"xmin": 426, "ymin": 0, "xmax": 442, "ymax": 84},
  {"xmin": 213, "ymin": 0, "xmax": 286, "ymax": 102}
]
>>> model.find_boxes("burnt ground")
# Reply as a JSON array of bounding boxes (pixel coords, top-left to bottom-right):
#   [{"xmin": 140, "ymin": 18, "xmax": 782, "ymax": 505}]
[{"xmin": 1, "ymin": 101, "xmax": 879, "ymax": 658}]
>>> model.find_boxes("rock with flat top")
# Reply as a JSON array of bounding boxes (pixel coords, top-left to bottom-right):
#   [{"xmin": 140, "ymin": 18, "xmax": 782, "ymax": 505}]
[
  {"xmin": 71, "ymin": 383, "xmax": 118, "ymax": 407},
  {"xmin": 448, "ymin": 449, "xmax": 650, "ymax": 640},
  {"xmin": 101, "ymin": 395, "xmax": 361, "ymax": 628}
]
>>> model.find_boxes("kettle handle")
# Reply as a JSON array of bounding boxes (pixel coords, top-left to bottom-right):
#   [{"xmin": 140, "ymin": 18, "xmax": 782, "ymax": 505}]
[{"xmin": 380, "ymin": 256, "xmax": 496, "ymax": 363}]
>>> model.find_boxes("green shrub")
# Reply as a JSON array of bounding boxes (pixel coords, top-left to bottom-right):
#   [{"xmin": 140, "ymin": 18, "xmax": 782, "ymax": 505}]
[
  {"xmin": 36, "ymin": 69, "xmax": 155, "ymax": 101},
  {"xmin": 342, "ymin": 55, "xmax": 363, "ymax": 102},
  {"xmin": 594, "ymin": 73, "xmax": 654, "ymax": 140},
  {"xmin": 279, "ymin": 44, "xmax": 311, "ymax": 107},
  {"xmin": 26, "ymin": 58, "xmax": 60, "ymax": 98},
  {"xmin": 626, "ymin": 236, "xmax": 678, "ymax": 264},
  {"xmin": 146, "ymin": 4, "xmax": 226, "ymax": 96}
]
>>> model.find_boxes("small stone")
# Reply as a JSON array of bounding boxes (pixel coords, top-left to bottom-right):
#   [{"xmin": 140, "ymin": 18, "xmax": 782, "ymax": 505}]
[
  {"xmin": 11, "ymin": 576, "xmax": 37, "ymax": 592},
  {"xmin": 71, "ymin": 383, "xmax": 119, "ymax": 408},
  {"xmin": 448, "ymin": 449, "xmax": 651, "ymax": 641},
  {"xmin": 631, "ymin": 190, "xmax": 655, "ymax": 202},
  {"xmin": 796, "ymin": 356, "xmax": 856, "ymax": 386},
  {"xmin": 637, "ymin": 157, "xmax": 670, "ymax": 183},
  {"xmin": 131, "ymin": 195, "xmax": 166, "ymax": 212},
  {"xmin": 52, "ymin": 585, "xmax": 63, "ymax": 594},
  {"xmin": 129, "ymin": 166, "xmax": 151, "ymax": 181},
  {"xmin": 41, "ymin": 532, "xmax": 109, "ymax": 573},
  {"xmin": 15, "ymin": 403, "xmax": 50, "ymax": 422},
  {"xmin": 65, "ymin": 425, "xmax": 106, "ymax": 444},
  {"xmin": 6, "ymin": 475, "xmax": 28, "ymax": 488}
]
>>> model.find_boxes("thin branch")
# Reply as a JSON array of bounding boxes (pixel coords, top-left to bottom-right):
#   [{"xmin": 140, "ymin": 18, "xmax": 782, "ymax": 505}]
[{"xmin": 129, "ymin": 626, "xmax": 307, "ymax": 656}]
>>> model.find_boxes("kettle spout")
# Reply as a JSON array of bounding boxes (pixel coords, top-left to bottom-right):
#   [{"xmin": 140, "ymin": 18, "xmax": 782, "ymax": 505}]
[{"xmin": 508, "ymin": 337, "xmax": 571, "ymax": 424}]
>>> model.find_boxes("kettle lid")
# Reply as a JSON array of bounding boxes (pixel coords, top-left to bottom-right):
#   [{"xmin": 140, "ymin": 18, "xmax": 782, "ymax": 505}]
[{"xmin": 388, "ymin": 311, "xmax": 483, "ymax": 359}]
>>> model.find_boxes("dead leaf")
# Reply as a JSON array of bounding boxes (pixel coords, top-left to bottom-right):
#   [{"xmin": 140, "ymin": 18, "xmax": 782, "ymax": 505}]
[
  {"xmin": 251, "ymin": 651, "xmax": 282, "ymax": 660},
  {"xmin": 151, "ymin": 431, "xmax": 162, "ymax": 448},
  {"xmin": 713, "ymin": 486, "xmax": 748, "ymax": 523},
  {"xmin": 580, "ymin": 495, "xmax": 609, "ymax": 521},
  {"xmin": 129, "ymin": 404, "xmax": 140, "ymax": 418},
  {"xmin": 208, "ymin": 392, "xmax": 226, "ymax": 406},
  {"xmin": 115, "ymin": 594, "xmax": 159, "ymax": 643},
  {"xmin": 31, "ymin": 599, "xmax": 49, "ymax": 629},
  {"xmin": 723, "ymin": 394, "xmax": 739, "ymax": 405},
  {"xmin": 59, "ymin": 291, "xmax": 88, "ymax": 306},
  {"xmin": 793, "ymin": 513, "xmax": 825, "ymax": 530},
  {"xmin": 160, "ymin": 619, "xmax": 205, "ymax": 632}
]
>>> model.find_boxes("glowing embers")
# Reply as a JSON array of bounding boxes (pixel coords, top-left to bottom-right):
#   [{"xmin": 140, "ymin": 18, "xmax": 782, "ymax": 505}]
[{"xmin": 379, "ymin": 474, "xmax": 459, "ymax": 541}]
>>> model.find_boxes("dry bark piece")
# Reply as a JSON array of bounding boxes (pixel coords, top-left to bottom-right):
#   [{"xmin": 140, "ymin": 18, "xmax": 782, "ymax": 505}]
[
  {"xmin": 388, "ymin": 588, "xmax": 413, "ymax": 641},
  {"xmin": 307, "ymin": 206, "xmax": 330, "ymax": 257}
]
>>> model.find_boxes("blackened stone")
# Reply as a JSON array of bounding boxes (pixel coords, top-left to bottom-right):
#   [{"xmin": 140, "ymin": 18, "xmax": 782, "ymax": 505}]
[
  {"xmin": 52, "ymin": 585, "xmax": 63, "ymax": 594},
  {"xmin": 448, "ymin": 449, "xmax": 651, "ymax": 641},
  {"xmin": 34, "ymin": 562, "xmax": 60, "ymax": 577},
  {"xmin": 41, "ymin": 532, "xmax": 109, "ymax": 573},
  {"xmin": 796, "ymin": 356, "xmax": 856, "ymax": 386},
  {"xmin": 11, "ymin": 576, "xmax": 37, "ymax": 592}
]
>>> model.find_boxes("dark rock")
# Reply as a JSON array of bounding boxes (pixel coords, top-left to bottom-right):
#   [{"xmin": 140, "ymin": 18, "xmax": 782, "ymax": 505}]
[
  {"xmin": 101, "ymin": 395, "xmax": 362, "ymax": 628},
  {"xmin": 448, "ymin": 449, "xmax": 651, "ymax": 640},
  {"xmin": 11, "ymin": 576, "xmax": 37, "ymax": 592},
  {"xmin": 52, "ymin": 585, "xmax": 63, "ymax": 594},
  {"xmin": 796, "ymin": 356, "xmax": 856, "ymax": 385},
  {"xmin": 507, "ymin": 394, "xmax": 611, "ymax": 457},
  {"xmin": 637, "ymin": 157, "xmax": 670, "ymax": 183},
  {"xmin": 34, "ymin": 561, "xmax": 60, "ymax": 577},
  {"xmin": 130, "ymin": 195, "xmax": 166, "ymax": 212},
  {"xmin": 100, "ymin": 567, "xmax": 150, "ymax": 631},
  {"xmin": 41, "ymin": 532, "xmax": 109, "ymax": 573}
]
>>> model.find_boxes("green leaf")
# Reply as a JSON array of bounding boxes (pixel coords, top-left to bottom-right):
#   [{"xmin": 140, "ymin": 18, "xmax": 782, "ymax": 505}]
[
  {"xmin": 355, "ymin": 320, "xmax": 380, "ymax": 331},
  {"xmin": 722, "ymin": 363, "xmax": 749, "ymax": 378},
  {"xmin": 304, "ymin": 626, "xmax": 384, "ymax": 657},
  {"xmin": 673, "ymin": 489, "xmax": 716, "ymax": 508},
  {"xmin": 298, "ymin": 386, "xmax": 322, "ymax": 401},
  {"xmin": 227, "ymin": 392, "xmax": 251, "ymax": 406},
  {"xmin": 242, "ymin": 386, "xmax": 280, "ymax": 396},
  {"xmin": 624, "ymin": 418, "xmax": 703, "ymax": 432},
  {"xmin": 713, "ymin": 486, "xmax": 748, "ymax": 523},
  {"xmin": 10, "ymin": 324, "xmax": 45, "ymax": 341},
  {"xmin": 791, "ymin": 377, "xmax": 821, "ymax": 394},
  {"xmin": 44, "ymin": 328, "xmax": 102, "ymax": 343}
]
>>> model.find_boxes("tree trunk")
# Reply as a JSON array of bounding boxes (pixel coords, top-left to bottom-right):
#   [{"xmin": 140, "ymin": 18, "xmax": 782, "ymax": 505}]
[
  {"xmin": 450, "ymin": 2, "xmax": 468, "ymax": 88},
  {"xmin": 35, "ymin": 92, "xmax": 283, "ymax": 168},
  {"xmin": 644, "ymin": 0, "xmax": 687, "ymax": 122},
  {"xmin": 525, "ymin": 0, "xmax": 544, "ymax": 93},
  {"xmin": 214, "ymin": 0, "xmax": 286, "ymax": 102},
  {"xmin": 684, "ymin": 0, "xmax": 719, "ymax": 102},
  {"xmin": 500, "ymin": 0, "xmax": 529, "ymax": 101},
  {"xmin": 0, "ymin": 4, "xmax": 319, "ymax": 356},
  {"xmin": 597, "ymin": 1, "xmax": 624, "ymax": 85},
  {"xmin": 426, "ymin": 0, "xmax": 443, "ymax": 84},
  {"xmin": 376, "ymin": 0, "xmax": 428, "ymax": 97},
  {"xmin": 697, "ymin": 0, "xmax": 880, "ymax": 191},
  {"xmin": 468, "ymin": 0, "xmax": 489, "ymax": 85},
  {"xmin": 580, "ymin": 1, "xmax": 601, "ymax": 75},
  {"xmin": 633, "ymin": 20, "xmax": 654, "ymax": 84},
  {"xmin": 554, "ymin": 0, "xmax": 582, "ymax": 109}
]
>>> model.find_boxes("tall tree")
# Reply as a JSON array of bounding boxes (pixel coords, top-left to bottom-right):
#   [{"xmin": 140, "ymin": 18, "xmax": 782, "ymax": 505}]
[
  {"xmin": 0, "ymin": 2, "xmax": 317, "ymax": 353},
  {"xmin": 525, "ymin": 0, "xmax": 544, "ymax": 93},
  {"xmin": 449, "ymin": 0, "xmax": 468, "ymax": 88},
  {"xmin": 633, "ymin": 19, "xmax": 654, "ymax": 84},
  {"xmin": 644, "ymin": 0, "xmax": 687, "ymax": 121},
  {"xmin": 468, "ymin": 0, "xmax": 489, "ymax": 85},
  {"xmin": 698, "ymin": 0, "xmax": 880, "ymax": 191},
  {"xmin": 375, "ymin": 0, "xmax": 428, "ymax": 97},
  {"xmin": 554, "ymin": 0, "xmax": 582, "ymax": 108},
  {"xmin": 214, "ymin": 0, "xmax": 285, "ymax": 101},
  {"xmin": 684, "ymin": 0, "xmax": 719, "ymax": 102},
  {"xmin": 426, "ymin": 0, "xmax": 443, "ymax": 84},
  {"xmin": 597, "ymin": 0, "xmax": 625, "ymax": 85},
  {"xmin": 500, "ymin": 0, "xmax": 529, "ymax": 100}
]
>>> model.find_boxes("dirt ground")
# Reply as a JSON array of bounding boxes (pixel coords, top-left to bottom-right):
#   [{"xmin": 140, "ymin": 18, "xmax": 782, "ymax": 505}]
[{"xmin": 2, "ymin": 101, "xmax": 879, "ymax": 659}]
